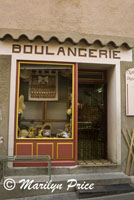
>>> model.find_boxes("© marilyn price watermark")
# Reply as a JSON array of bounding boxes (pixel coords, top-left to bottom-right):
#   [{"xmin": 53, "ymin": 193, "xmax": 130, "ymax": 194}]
[{"xmin": 3, "ymin": 178, "xmax": 94, "ymax": 192}]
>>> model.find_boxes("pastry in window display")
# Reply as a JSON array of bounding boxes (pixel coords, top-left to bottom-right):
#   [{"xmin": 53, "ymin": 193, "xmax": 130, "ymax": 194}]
[
  {"xmin": 56, "ymin": 131, "xmax": 69, "ymax": 138},
  {"xmin": 28, "ymin": 127, "xmax": 36, "ymax": 138},
  {"xmin": 65, "ymin": 123, "xmax": 71, "ymax": 138},
  {"xmin": 43, "ymin": 129, "xmax": 51, "ymax": 137},
  {"xmin": 42, "ymin": 123, "xmax": 52, "ymax": 137},
  {"xmin": 35, "ymin": 127, "xmax": 43, "ymax": 138},
  {"xmin": 38, "ymin": 129, "xmax": 43, "ymax": 138},
  {"xmin": 19, "ymin": 129, "xmax": 29, "ymax": 138},
  {"xmin": 20, "ymin": 69, "xmax": 32, "ymax": 82},
  {"xmin": 35, "ymin": 123, "xmax": 52, "ymax": 138},
  {"xmin": 56, "ymin": 123, "xmax": 71, "ymax": 138},
  {"xmin": 66, "ymin": 107, "xmax": 72, "ymax": 115},
  {"xmin": 18, "ymin": 95, "xmax": 26, "ymax": 114},
  {"xmin": 18, "ymin": 95, "xmax": 26, "ymax": 137}
]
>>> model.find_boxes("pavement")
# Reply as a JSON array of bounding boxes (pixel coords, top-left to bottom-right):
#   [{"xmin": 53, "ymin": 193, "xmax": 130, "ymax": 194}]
[
  {"xmin": 8, "ymin": 172, "xmax": 131, "ymax": 183},
  {"xmin": 3, "ymin": 175, "xmax": 134, "ymax": 199},
  {"xmin": 9, "ymin": 192, "xmax": 134, "ymax": 200}
]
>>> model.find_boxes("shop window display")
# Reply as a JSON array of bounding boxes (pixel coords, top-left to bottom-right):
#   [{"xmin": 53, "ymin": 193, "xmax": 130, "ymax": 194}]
[{"xmin": 17, "ymin": 63, "xmax": 73, "ymax": 139}]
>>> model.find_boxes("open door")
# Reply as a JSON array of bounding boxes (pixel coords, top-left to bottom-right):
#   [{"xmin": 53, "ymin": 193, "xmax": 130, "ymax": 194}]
[{"xmin": 78, "ymin": 71, "xmax": 107, "ymax": 160}]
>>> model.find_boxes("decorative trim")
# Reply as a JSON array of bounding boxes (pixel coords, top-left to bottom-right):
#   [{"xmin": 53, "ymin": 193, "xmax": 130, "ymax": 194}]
[
  {"xmin": 15, "ymin": 143, "xmax": 33, "ymax": 155},
  {"xmin": 57, "ymin": 143, "xmax": 74, "ymax": 160},
  {"xmin": 0, "ymin": 28, "xmax": 132, "ymax": 49},
  {"xmin": 36, "ymin": 143, "xmax": 54, "ymax": 159}
]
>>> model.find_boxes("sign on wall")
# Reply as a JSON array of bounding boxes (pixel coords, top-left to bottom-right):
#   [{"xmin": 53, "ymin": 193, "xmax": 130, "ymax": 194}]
[
  {"xmin": 126, "ymin": 68, "xmax": 134, "ymax": 115},
  {"xmin": 9, "ymin": 42, "xmax": 132, "ymax": 63}
]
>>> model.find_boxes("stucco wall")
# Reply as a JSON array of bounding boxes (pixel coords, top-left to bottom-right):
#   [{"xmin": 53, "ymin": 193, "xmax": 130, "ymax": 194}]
[
  {"xmin": 0, "ymin": 55, "xmax": 11, "ymax": 155},
  {"xmin": 121, "ymin": 50, "xmax": 134, "ymax": 174},
  {"xmin": 0, "ymin": 0, "xmax": 134, "ymax": 38}
]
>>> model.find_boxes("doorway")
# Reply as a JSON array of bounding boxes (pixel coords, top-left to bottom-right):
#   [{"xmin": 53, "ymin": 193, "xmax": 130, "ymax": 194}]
[{"xmin": 78, "ymin": 71, "xmax": 107, "ymax": 160}]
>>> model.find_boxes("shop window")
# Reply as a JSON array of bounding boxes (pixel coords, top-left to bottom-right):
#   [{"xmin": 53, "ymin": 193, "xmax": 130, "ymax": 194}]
[{"xmin": 16, "ymin": 62, "xmax": 74, "ymax": 139}]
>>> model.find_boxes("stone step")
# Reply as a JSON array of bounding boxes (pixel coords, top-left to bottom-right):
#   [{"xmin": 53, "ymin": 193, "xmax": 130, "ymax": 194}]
[
  {"xmin": 7, "ymin": 164, "xmax": 121, "ymax": 176},
  {"xmin": 0, "ymin": 172, "xmax": 132, "ymax": 199},
  {"xmin": 7, "ymin": 172, "xmax": 131, "ymax": 184},
  {"xmin": 7, "ymin": 192, "xmax": 134, "ymax": 200},
  {"xmin": 77, "ymin": 183, "xmax": 134, "ymax": 199}
]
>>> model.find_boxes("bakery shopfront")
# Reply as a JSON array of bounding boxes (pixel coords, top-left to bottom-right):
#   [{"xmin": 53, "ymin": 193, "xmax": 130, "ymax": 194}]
[{"xmin": 2, "ymin": 38, "xmax": 132, "ymax": 167}]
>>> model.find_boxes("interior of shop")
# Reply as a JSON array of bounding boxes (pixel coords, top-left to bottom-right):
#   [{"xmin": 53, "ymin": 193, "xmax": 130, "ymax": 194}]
[{"xmin": 78, "ymin": 67, "xmax": 107, "ymax": 160}]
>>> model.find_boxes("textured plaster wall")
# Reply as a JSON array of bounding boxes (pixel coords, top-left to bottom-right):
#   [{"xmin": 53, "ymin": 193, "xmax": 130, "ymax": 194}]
[
  {"xmin": 121, "ymin": 50, "xmax": 134, "ymax": 173},
  {"xmin": 0, "ymin": 55, "xmax": 11, "ymax": 155},
  {"xmin": 0, "ymin": 0, "xmax": 134, "ymax": 38}
]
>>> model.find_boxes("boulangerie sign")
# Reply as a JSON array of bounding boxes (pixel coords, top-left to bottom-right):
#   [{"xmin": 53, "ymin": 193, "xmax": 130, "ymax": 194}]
[
  {"xmin": 7, "ymin": 42, "xmax": 132, "ymax": 63},
  {"xmin": 126, "ymin": 68, "xmax": 134, "ymax": 115},
  {"xmin": 12, "ymin": 44, "xmax": 121, "ymax": 59}
]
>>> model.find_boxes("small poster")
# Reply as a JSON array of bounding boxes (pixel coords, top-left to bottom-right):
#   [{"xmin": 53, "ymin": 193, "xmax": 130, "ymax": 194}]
[{"xmin": 126, "ymin": 68, "xmax": 134, "ymax": 115}]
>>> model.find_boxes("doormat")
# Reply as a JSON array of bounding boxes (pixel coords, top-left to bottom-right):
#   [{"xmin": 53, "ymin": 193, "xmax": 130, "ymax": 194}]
[{"xmin": 78, "ymin": 160, "xmax": 116, "ymax": 166}]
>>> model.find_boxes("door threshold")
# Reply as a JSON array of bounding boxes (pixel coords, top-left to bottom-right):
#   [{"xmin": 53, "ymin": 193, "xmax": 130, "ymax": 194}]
[{"xmin": 78, "ymin": 159, "xmax": 116, "ymax": 166}]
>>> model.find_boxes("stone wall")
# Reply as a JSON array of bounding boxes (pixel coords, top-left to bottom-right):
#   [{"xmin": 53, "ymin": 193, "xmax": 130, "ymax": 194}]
[
  {"xmin": 0, "ymin": 55, "xmax": 11, "ymax": 155},
  {"xmin": 121, "ymin": 50, "xmax": 134, "ymax": 174},
  {"xmin": 0, "ymin": 0, "xmax": 134, "ymax": 38}
]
